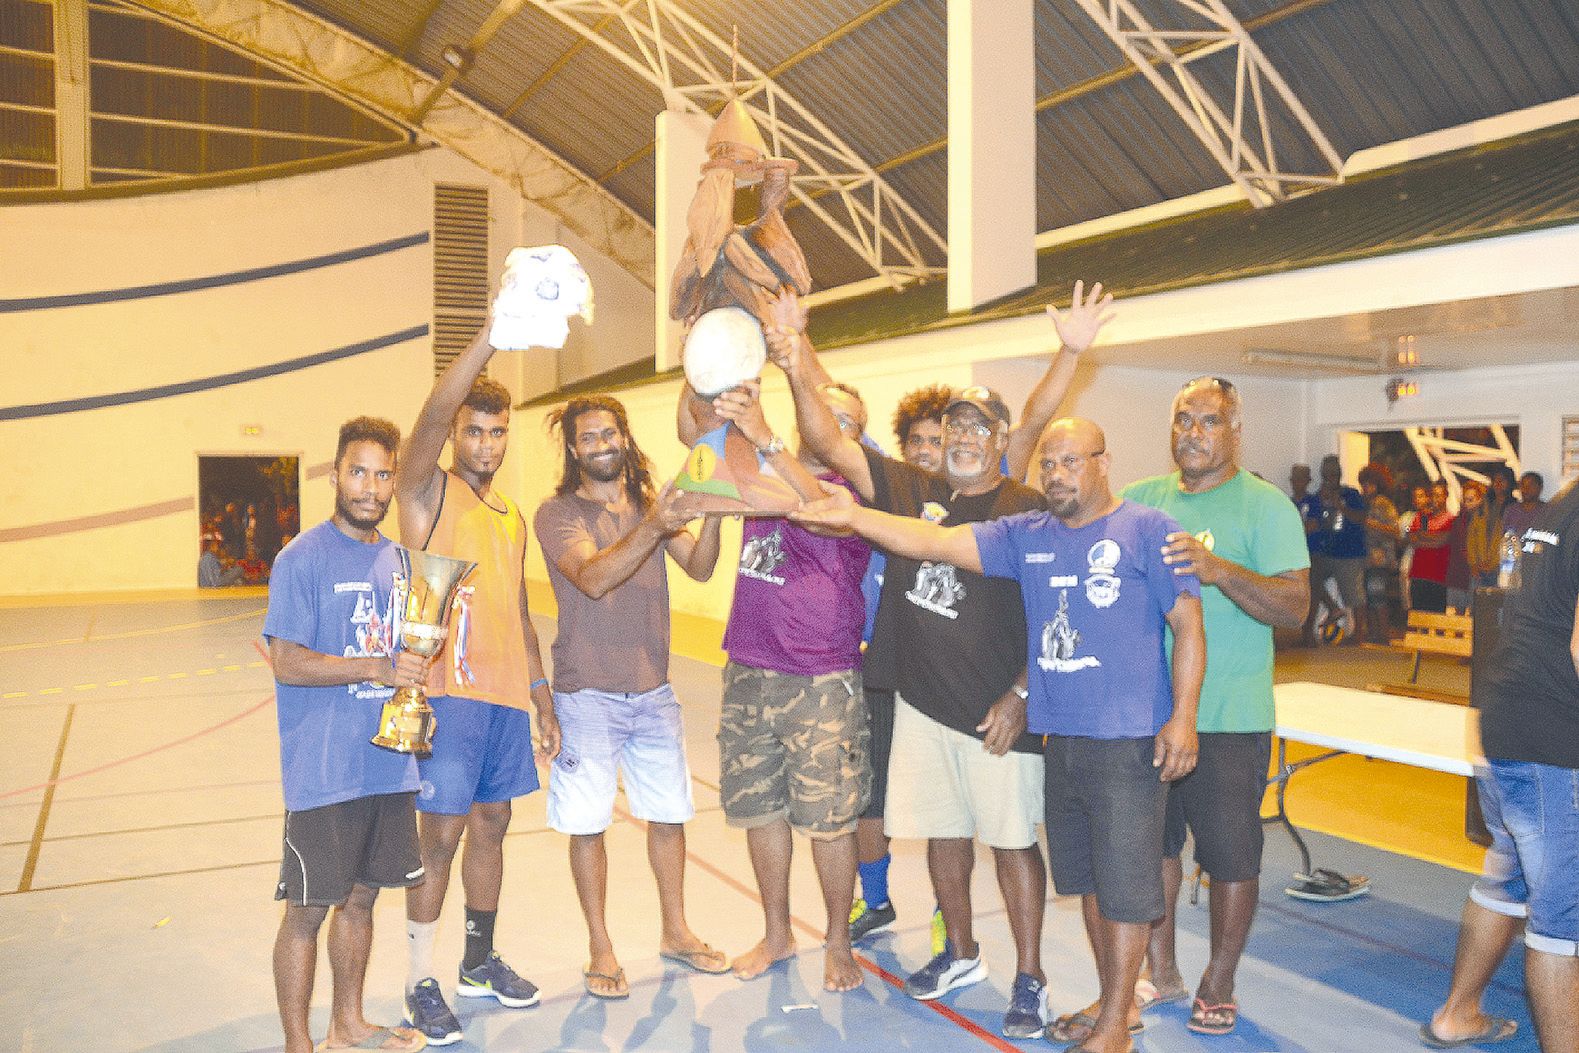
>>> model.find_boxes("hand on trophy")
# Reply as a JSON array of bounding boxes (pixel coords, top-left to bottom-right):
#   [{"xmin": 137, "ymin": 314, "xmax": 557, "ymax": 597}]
[
  {"xmin": 391, "ymin": 650, "xmax": 431, "ymax": 689},
  {"xmin": 764, "ymin": 287, "xmax": 807, "ymax": 372},
  {"xmin": 711, "ymin": 379, "xmax": 773, "ymax": 449},
  {"xmin": 1045, "ymin": 279, "xmax": 1116, "ymax": 355},
  {"xmin": 649, "ymin": 481, "xmax": 697, "ymax": 535}
]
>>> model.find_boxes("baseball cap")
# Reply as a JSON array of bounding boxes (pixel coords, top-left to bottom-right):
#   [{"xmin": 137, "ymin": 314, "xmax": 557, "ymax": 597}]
[{"xmin": 944, "ymin": 385, "xmax": 1011, "ymax": 428}]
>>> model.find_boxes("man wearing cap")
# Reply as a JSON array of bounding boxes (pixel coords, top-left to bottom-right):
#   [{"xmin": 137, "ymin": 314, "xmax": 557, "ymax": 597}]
[{"xmin": 768, "ymin": 284, "xmax": 1114, "ymax": 1039}]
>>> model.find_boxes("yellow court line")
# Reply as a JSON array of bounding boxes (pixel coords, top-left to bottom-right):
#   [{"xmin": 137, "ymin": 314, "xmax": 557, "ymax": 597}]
[
  {"xmin": 3, "ymin": 659, "xmax": 269, "ymax": 701},
  {"xmin": 0, "ymin": 606, "xmax": 267, "ymax": 653}
]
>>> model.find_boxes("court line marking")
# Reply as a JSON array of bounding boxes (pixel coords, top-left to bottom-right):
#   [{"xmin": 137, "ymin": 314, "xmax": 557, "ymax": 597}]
[
  {"xmin": 17, "ymin": 704, "xmax": 75, "ymax": 893},
  {"xmin": 0, "ymin": 607, "xmax": 267, "ymax": 653},
  {"xmin": 1, "ymin": 659, "xmax": 268, "ymax": 700},
  {"xmin": 0, "ymin": 694, "xmax": 272, "ymax": 801},
  {"xmin": 610, "ymin": 802, "xmax": 1022, "ymax": 1053}
]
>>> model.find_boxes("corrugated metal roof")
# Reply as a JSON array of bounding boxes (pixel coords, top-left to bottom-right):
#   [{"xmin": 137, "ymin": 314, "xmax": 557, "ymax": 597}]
[
  {"xmin": 11, "ymin": 0, "xmax": 1579, "ymax": 293},
  {"xmin": 807, "ymin": 120, "xmax": 1579, "ymax": 349}
]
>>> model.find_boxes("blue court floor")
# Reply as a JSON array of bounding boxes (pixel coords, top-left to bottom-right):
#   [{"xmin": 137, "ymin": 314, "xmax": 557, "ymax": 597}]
[{"xmin": 0, "ymin": 595, "xmax": 1532, "ymax": 1052}]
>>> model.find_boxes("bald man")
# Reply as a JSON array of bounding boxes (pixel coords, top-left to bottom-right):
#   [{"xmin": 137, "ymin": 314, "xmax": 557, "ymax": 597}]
[{"xmin": 795, "ymin": 419, "xmax": 1205, "ymax": 1053}]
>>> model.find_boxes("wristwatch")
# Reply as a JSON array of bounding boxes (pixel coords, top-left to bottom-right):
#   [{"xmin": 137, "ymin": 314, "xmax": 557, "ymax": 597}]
[{"xmin": 758, "ymin": 434, "xmax": 787, "ymax": 457}]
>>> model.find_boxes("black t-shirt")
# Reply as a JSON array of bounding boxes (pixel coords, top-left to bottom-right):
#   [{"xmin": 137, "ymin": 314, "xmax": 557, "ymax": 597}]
[
  {"xmin": 1480, "ymin": 484, "xmax": 1579, "ymax": 768},
  {"xmin": 861, "ymin": 446, "xmax": 1044, "ymax": 753}
]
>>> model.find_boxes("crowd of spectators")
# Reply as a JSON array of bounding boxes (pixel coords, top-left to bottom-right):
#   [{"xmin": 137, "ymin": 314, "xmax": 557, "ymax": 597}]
[{"xmin": 1292, "ymin": 459, "xmax": 1547, "ymax": 641}]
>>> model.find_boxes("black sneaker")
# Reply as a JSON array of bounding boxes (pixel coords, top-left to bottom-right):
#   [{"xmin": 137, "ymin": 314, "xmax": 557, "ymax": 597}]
[
  {"xmin": 848, "ymin": 898, "xmax": 897, "ymax": 943},
  {"xmin": 405, "ymin": 977, "xmax": 462, "ymax": 1046}
]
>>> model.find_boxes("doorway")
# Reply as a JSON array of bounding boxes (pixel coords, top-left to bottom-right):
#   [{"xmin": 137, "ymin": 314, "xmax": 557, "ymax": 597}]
[{"xmin": 197, "ymin": 455, "xmax": 300, "ymax": 586}]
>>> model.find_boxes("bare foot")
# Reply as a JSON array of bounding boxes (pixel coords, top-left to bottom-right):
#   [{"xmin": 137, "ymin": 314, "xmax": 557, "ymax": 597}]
[
  {"xmin": 731, "ymin": 935, "xmax": 797, "ymax": 979},
  {"xmin": 823, "ymin": 943, "xmax": 863, "ymax": 992}
]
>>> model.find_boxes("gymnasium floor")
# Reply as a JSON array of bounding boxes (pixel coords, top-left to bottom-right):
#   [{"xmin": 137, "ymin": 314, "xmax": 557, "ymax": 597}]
[{"xmin": 0, "ymin": 591, "xmax": 1533, "ymax": 1052}]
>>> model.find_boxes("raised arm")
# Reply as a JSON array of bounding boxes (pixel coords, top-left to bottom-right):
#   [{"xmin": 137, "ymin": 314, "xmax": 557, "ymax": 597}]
[
  {"xmin": 664, "ymin": 512, "xmax": 724, "ymax": 581},
  {"xmin": 1161, "ymin": 531, "xmax": 1308, "ymax": 628},
  {"xmin": 767, "ymin": 291, "xmax": 875, "ymax": 500},
  {"xmin": 792, "ymin": 484, "xmax": 981, "ymax": 572},
  {"xmin": 711, "ymin": 379, "xmax": 826, "ymax": 503},
  {"xmin": 397, "ymin": 323, "xmax": 496, "ymax": 536},
  {"xmin": 1156, "ymin": 594, "xmax": 1205, "ymax": 780},
  {"xmin": 1005, "ymin": 281, "xmax": 1116, "ymax": 481}
]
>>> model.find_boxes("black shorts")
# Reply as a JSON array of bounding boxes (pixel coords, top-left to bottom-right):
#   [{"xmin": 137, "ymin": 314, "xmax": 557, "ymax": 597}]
[
  {"xmin": 275, "ymin": 791, "xmax": 423, "ymax": 907},
  {"xmin": 1044, "ymin": 736, "xmax": 1167, "ymax": 924},
  {"xmin": 1162, "ymin": 732, "xmax": 1272, "ymax": 882},
  {"xmin": 860, "ymin": 688, "xmax": 895, "ymax": 821}
]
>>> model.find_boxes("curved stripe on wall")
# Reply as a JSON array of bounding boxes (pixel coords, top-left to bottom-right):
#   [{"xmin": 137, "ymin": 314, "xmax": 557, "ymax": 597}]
[
  {"xmin": 0, "ymin": 232, "xmax": 429, "ymax": 313},
  {"xmin": 1, "ymin": 462, "xmax": 333, "ymax": 543},
  {"xmin": 0, "ymin": 324, "xmax": 429, "ymax": 421}
]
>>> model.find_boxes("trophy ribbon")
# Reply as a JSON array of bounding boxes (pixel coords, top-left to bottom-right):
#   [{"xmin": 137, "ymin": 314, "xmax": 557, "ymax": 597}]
[{"xmin": 452, "ymin": 585, "xmax": 477, "ymax": 689}]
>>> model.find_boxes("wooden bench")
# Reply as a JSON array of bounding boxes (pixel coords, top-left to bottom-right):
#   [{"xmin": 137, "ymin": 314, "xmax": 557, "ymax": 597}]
[{"xmin": 1368, "ymin": 610, "xmax": 1472, "ymax": 705}]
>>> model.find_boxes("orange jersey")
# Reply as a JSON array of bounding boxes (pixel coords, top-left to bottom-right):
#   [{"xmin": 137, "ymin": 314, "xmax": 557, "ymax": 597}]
[{"xmin": 417, "ymin": 472, "xmax": 533, "ymax": 710}]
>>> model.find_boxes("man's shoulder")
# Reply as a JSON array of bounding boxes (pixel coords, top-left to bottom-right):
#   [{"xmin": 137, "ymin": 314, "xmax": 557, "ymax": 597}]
[{"xmin": 996, "ymin": 478, "xmax": 1044, "ymax": 514}]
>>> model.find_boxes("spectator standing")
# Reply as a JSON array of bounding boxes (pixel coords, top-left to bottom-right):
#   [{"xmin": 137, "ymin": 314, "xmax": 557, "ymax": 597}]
[
  {"xmin": 1299, "ymin": 455, "xmax": 1367, "ymax": 644},
  {"xmin": 1502, "ymin": 471, "xmax": 1548, "ymax": 539},
  {"xmin": 1359, "ymin": 464, "xmax": 1400, "ymax": 642},
  {"xmin": 1402, "ymin": 484, "xmax": 1453, "ymax": 613}
]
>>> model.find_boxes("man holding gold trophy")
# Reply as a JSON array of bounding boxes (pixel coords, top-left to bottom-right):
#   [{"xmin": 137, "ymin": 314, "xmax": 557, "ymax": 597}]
[
  {"xmin": 265, "ymin": 416, "xmax": 427, "ymax": 1053},
  {"xmin": 394, "ymin": 249, "xmax": 588, "ymax": 1045}
]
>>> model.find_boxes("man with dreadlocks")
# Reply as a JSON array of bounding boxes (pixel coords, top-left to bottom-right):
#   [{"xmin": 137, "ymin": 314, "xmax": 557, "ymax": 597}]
[
  {"xmin": 534, "ymin": 394, "xmax": 730, "ymax": 1000},
  {"xmin": 395, "ymin": 325, "xmax": 561, "ymax": 1047}
]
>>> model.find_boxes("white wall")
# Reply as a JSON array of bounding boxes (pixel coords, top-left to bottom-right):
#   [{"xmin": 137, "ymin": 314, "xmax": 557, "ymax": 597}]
[
  {"xmin": 0, "ymin": 148, "xmax": 653, "ymax": 596},
  {"xmin": 1306, "ymin": 360, "xmax": 1579, "ymax": 486}
]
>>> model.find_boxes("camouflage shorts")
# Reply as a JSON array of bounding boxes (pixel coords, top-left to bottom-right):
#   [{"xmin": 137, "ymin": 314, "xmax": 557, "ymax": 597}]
[{"xmin": 718, "ymin": 662, "xmax": 870, "ymax": 837}]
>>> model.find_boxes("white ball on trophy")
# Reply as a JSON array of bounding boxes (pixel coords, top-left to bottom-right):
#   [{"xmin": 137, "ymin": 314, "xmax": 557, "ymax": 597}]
[
  {"xmin": 489, "ymin": 245, "xmax": 594, "ymax": 351},
  {"xmin": 683, "ymin": 306, "xmax": 768, "ymax": 398}
]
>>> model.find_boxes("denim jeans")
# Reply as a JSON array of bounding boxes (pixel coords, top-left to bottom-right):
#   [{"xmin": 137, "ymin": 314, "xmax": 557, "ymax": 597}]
[{"xmin": 1471, "ymin": 759, "xmax": 1579, "ymax": 955}]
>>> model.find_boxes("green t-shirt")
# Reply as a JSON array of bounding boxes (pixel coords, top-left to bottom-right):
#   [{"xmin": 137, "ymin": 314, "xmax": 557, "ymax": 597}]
[{"xmin": 1121, "ymin": 468, "xmax": 1308, "ymax": 732}]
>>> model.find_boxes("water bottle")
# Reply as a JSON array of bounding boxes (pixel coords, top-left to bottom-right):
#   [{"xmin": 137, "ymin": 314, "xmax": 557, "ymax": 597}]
[{"xmin": 1497, "ymin": 531, "xmax": 1522, "ymax": 590}]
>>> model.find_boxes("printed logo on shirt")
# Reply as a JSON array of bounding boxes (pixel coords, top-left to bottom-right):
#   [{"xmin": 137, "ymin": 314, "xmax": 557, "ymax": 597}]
[
  {"xmin": 1025, "ymin": 552, "xmax": 1057, "ymax": 564},
  {"xmin": 1048, "ymin": 574, "xmax": 1078, "ymax": 588},
  {"xmin": 739, "ymin": 524, "xmax": 787, "ymax": 585},
  {"xmin": 1038, "ymin": 590, "xmax": 1100, "ymax": 672},
  {"xmin": 1084, "ymin": 539, "xmax": 1123, "ymax": 609},
  {"xmin": 907, "ymin": 561, "xmax": 965, "ymax": 619},
  {"xmin": 921, "ymin": 501, "xmax": 949, "ymax": 524},
  {"xmin": 334, "ymin": 580, "xmax": 374, "ymax": 593},
  {"xmin": 1523, "ymin": 528, "xmax": 1559, "ymax": 553},
  {"xmin": 344, "ymin": 581, "xmax": 397, "ymax": 699}
]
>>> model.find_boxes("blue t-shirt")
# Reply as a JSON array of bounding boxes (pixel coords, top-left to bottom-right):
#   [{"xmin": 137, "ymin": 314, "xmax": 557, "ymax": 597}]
[
  {"xmin": 263, "ymin": 520, "xmax": 418, "ymax": 812},
  {"xmin": 1299, "ymin": 486, "xmax": 1366, "ymax": 558},
  {"xmin": 973, "ymin": 501, "xmax": 1199, "ymax": 739}
]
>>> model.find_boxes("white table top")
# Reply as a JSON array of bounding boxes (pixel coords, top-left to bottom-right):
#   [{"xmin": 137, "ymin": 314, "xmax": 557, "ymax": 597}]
[{"xmin": 1273, "ymin": 681, "xmax": 1482, "ymax": 778}]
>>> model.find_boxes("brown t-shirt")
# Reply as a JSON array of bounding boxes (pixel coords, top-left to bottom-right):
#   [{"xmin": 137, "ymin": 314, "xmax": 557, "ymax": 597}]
[{"xmin": 534, "ymin": 492, "xmax": 670, "ymax": 695}]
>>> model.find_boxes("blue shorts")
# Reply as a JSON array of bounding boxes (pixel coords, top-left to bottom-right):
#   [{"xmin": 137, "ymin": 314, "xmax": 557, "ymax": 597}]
[
  {"xmin": 416, "ymin": 696, "xmax": 539, "ymax": 815},
  {"xmin": 1471, "ymin": 759, "xmax": 1579, "ymax": 956},
  {"xmin": 546, "ymin": 683, "xmax": 694, "ymax": 835}
]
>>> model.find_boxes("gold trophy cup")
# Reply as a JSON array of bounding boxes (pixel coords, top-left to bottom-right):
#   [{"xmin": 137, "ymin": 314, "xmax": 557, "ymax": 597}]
[{"xmin": 371, "ymin": 547, "xmax": 477, "ymax": 758}]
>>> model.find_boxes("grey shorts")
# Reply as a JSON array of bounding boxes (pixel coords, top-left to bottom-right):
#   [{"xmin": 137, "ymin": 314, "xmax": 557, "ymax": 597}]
[
  {"xmin": 1163, "ymin": 732, "xmax": 1273, "ymax": 882},
  {"xmin": 718, "ymin": 662, "xmax": 870, "ymax": 838},
  {"xmin": 1044, "ymin": 736, "xmax": 1167, "ymax": 924}
]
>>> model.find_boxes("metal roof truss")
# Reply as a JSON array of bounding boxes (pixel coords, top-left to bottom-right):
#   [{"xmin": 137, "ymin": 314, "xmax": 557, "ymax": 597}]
[
  {"xmin": 525, "ymin": 0, "xmax": 947, "ymax": 289},
  {"xmin": 1071, "ymin": 0, "xmax": 1344, "ymax": 206}
]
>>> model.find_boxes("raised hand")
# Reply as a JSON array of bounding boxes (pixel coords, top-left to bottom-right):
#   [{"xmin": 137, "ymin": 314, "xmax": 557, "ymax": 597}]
[
  {"xmin": 1045, "ymin": 279, "xmax": 1116, "ymax": 355},
  {"xmin": 712, "ymin": 379, "xmax": 773, "ymax": 448},
  {"xmin": 649, "ymin": 481, "xmax": 695, "ymax": 534}
]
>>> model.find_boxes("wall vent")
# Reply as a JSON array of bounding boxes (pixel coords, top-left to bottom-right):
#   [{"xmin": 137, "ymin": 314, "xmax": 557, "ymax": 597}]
[
  {"xmin": 432, "ymin": 183, "xmax": 489, "ymax": 376},
  {"xmin": 1563, "ymin": 416, "xmax": 1579, "ymax": 481}
]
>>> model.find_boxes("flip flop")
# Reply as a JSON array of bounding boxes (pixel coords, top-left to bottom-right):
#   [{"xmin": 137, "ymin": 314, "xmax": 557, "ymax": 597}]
[
  {"xmin": 583, "ymin": 966, "xmax": 630, "ymax": 1000},
  {"xmin": 1187, "ymin": 998, "xmax": 1239, "ymax": 1036},
  {"xmin": 313, "ymin": 1025, "xmax": 426, "ymax": 1051},
  {"xmin": 659, "ymin": 944, "xmax": 731, "ymax": 974},
  {"xmin": 1134, "ymin": 977, "xmax": 1190, "ymax": 1011},
  {"xmin": 1419, "ymin": 1017, "xmax": 1517, "ymax": 1049},
  {"xmin": 1048, "ymin": 1010, "xmax": 1144, "ymax": 1043}
]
